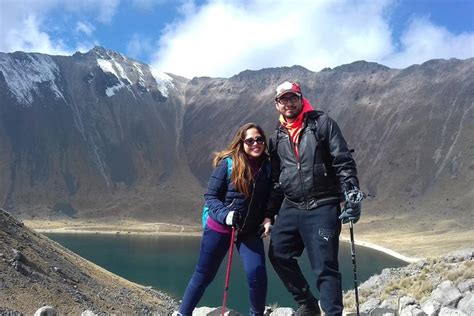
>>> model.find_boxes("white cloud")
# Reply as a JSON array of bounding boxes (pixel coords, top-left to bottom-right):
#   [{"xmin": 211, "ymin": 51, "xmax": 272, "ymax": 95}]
[
  {"xmin": 126, "ymin": 34, "xmax": 154, "ymax": 60},
  {"xmin": 132, "ymin": 0, "xmax": 168, "ymax": 12},
  {"xmin": 63, "ymin": 0, "xmax": 120, "ymax": 23},
  {"xmin": 150, "ymin": 0, "xmax": 395, "ymax": 78},
  {"xmin": 383, "ymin": 17, "xmax": 474, "ymax": 68},
  {"xmin": 151, "ymin": 0, "xmax": 474, "ymax": 78},
  {"xmin": 0, "ymin": 0, "xmax": 119, "ymax": 55},
  {"xmin": 76, "ymin": 21, "xmax": 95, "ymax": 36},
  {"xmin": 3, "ymin": 14, "xmax": 70, "ymax": 55}
]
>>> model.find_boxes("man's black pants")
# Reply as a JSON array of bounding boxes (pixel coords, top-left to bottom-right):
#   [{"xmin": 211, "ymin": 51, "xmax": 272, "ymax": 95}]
[{"xmin": 269, "ymin": 201, "xmax": 343, "ymax": 316}]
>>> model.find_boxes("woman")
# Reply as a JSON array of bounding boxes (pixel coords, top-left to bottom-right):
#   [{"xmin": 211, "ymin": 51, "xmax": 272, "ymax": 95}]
[{"xmin": 177, "ymin": 123, "xmax": 273, "ymax": 316}]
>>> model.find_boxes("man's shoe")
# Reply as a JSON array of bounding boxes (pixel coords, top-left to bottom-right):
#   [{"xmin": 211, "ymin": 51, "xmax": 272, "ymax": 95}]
[{"xmin": 295, "ymin": 301, "xmax": 321, "ymax": 316}]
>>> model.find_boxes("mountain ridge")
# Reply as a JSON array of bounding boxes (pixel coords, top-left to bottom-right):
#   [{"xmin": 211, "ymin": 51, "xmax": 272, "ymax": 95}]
[{"xmin": 0, "ymin": 47, "xmax": 472, "ymax": 257}]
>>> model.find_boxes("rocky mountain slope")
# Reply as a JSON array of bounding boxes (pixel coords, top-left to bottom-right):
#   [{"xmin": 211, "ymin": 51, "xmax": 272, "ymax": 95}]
[
  {"xmin": 0, "ymin": 208, "xmax": 177, "ymax": 314},
  {"xmin": 0, "ymin": 47, "xmax": 203, "ymax": 223},
  {"xmin": 0, "ymin": 47, "xmax": 473, "ymax": 256}
]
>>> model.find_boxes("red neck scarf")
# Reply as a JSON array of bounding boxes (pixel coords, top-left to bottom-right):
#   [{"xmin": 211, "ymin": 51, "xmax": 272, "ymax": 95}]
[{"xmin": 279, "ymin": 98, "xmax": 314, "ymax": 147}]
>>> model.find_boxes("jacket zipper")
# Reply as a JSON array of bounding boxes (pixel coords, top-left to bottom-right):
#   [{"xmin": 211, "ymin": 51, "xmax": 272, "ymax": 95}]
[
  {"xmin": 240, "ymin": 164, "xmax": 263, "ymax": 232},
  {"xmin": 286, "ymin": 129, "xmax": 309, "ymax": 210}
]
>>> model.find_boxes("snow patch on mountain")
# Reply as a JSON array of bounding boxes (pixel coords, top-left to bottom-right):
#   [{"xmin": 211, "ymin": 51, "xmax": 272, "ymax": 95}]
[
  {"xmin": 106, "ymin": 82, "xmax": 126, "ymax": 97},
  {"xmin": 151, "ymin": 68, "xmax": 174, "ymax": 98},
  {"xmin": 97, "ymin": 58, "xmax": 130, "ymax": 97},
  {"xmin": 133, "ymin": 62, "xmax": 147, "ymax": 90},
  {"xmin": 97, "ymin": 59, "xmax": 118, "ymax": 77},
  {"xmin": 112, "ymin": 60, "xmax": 131, "ymax": 84},
  {"xmin": 95, "ymin": 48, "xmax": 173, "ymax": 98},
  {"xmin": 0, "ymin": 53, "xmax": 64, "ymax": 106}
]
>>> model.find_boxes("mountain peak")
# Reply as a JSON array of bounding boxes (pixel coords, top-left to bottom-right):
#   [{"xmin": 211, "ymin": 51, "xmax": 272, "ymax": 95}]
[
  {"xmin": 332, "ymin": 60, "xmax": 390, "ymax": 73},
  {"xmin": 88, "ymin": 46, "xmax": 126, "ymax": 61}
]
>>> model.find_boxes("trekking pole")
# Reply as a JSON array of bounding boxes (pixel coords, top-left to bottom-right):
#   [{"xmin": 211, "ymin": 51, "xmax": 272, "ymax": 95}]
[
  {"xmin": 222, "ymin": 226, "xmax": 236, "ymax": 316},
  {"xmin": 349, "ymin": 221, "xmax": 360, "ymax": 316}
]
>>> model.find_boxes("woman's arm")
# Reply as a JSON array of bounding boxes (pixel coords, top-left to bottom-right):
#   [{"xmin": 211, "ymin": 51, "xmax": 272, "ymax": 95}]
[{"xmin": 204, "ymin": 159, "xmax": 233, "ymax": 224}]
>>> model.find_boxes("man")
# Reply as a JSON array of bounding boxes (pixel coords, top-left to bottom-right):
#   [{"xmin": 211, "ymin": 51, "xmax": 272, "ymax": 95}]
[{"xmin": 265, "ymin": 81, "xmax": 362, "ymax": 316}]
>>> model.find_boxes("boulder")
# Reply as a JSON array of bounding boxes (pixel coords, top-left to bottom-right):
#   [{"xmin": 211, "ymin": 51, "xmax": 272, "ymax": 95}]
[
  {"xmin": 380, "ymin": 295, "xmax": 399, "ymax": 310},
  {"xmin": 457, "ymin": 279, "xmax": 474, "ymax": 293},
  {"xmin": 360, "ymin": 297, "xmax": 380, "ymax": 314},
  {"xmin": 457, "ymin": 292, "xmax": 474, "ymax": 315},
  {"xmin": 399, "ymin": 296, "xmax": 417, "ymax": 311},
  {"xmin": 438, "ymin": 306, "xmax": 467, "ymax": 316},
  {"xmin": 269, "ymin": 307, "xmax": 295, "ymax": 315},
  {"xmin": 431, "ymin": 281, "xmax": 462, "ymax": 307},
  {"xmin": 400, "ymin": 305, "xmax": 426, "ymax": 316},
  {"xmin": 421, "ymin": 298, "xmax": 441, "ymax": 316},
  {"xmin": 34, "ymin": 306, "xmax": 57, "ymax": 316}
]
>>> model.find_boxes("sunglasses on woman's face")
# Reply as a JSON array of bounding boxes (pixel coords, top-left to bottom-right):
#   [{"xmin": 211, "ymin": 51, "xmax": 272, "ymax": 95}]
[{"xmin": 243, "ymin": 136, "xmax": 265, "ymax": 146}]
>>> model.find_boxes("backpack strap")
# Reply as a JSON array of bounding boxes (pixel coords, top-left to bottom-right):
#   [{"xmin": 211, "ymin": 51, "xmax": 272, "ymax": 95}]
[
  {"xmin": 306, "ymin": 110, "xmax": 327, "ymax": 143},
  {"xmin": 202, "ymin": 157, "xmax": 233, "ymax": 228},
  {"xmin": 225, "ymin": 156, "xmax": 233, "ymax": 179}
]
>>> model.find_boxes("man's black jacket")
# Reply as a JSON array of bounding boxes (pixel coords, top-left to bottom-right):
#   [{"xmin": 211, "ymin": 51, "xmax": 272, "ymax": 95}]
[{"xmin": 265, "ymin": 110, "xmax": 359, "ymax": 218}]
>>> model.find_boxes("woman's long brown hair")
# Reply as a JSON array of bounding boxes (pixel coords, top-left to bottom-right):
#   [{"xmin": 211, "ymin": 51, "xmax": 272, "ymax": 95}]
[{"xmin": 213, "ymin": 123, "xmax": 269, "ymax": 197}]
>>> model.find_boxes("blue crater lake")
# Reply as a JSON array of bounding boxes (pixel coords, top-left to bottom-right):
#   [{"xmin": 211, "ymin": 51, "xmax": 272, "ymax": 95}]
[{"xmin": 46, "ymin": 233, "xmax": 406, "ymax": 314}]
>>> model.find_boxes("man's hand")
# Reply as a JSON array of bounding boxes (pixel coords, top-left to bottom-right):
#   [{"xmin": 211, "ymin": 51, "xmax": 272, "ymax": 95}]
[{"xmin": 339, "ymin": 189, "xmax": 364, "ymax": 224}]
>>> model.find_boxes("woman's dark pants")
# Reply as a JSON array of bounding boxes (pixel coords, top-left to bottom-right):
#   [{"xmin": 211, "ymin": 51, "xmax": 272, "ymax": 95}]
[{"xmin": 179, "ymin": 227, "xmax": 267, "ymax": 316}]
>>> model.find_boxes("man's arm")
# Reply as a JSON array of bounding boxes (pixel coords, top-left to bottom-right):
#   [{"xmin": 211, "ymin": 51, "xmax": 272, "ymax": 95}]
[
  {"xmin": 322, "ymin": 115, "xmax": 359, "ymax": 192},
  {"xmin": 265, "ymin": 133, "xmax": 284, "ymax": 222}
]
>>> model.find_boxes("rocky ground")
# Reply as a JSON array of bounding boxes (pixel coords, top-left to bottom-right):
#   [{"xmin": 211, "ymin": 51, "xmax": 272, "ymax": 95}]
[
  {"xmin": 342, "ymin": 249, "xmax": 473, "ymax": 316},
  {"xmin": 3, "ymin": 207, "xmax": 473, "ymax": 315},
  {"xmin": 0, "ymin": 208, "xmax": 178, "ymax": 315}
]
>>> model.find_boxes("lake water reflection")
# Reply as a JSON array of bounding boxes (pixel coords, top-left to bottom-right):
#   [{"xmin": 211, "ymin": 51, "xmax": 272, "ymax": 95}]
[{"xmin": 46, "ymin": 233, "xmax": 406, "ymax": 314}]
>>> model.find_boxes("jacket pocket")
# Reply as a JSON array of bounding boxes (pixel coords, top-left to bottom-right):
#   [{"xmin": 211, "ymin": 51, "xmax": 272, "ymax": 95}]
[
  {"xmin": 278, "ymin": 168, "xmax": 293, "ymax": 194},
  {"xmin": 313, "ymin": 163, "xmax": 331, "ymax": 189}
]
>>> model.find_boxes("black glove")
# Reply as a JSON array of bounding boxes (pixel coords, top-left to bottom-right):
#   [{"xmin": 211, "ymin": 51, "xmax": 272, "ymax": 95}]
[{"xmin": 339, "ymin": 189, "xmax": 364, "ymax": 224}]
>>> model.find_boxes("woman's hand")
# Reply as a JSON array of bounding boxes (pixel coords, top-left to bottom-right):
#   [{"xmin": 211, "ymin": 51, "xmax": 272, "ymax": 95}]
[{"xmin": 261, "ymin": 217, "xmax": 273, "ymax": 238}]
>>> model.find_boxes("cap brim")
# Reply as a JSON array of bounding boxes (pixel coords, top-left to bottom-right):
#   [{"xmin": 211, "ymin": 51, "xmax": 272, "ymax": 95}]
[{"xmin": 276, "ymin": 91, "xmax": 301, "ymax": 100}]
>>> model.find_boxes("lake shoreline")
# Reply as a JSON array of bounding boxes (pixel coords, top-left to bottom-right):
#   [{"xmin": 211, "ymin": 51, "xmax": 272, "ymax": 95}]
[{"xmin": 29, "ymin": 220, "xmax": 418, "ymax": 263}]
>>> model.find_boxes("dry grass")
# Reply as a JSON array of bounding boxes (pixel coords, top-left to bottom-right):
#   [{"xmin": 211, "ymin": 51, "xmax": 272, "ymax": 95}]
[{"xmin": 343, "ymin": 254, "xmax": 473, "ymax": 309}]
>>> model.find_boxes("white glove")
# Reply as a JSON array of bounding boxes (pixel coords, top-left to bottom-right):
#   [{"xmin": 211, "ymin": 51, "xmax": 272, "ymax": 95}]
[{"xmin": 225, "ymin": 211, "xmax": 234, "ymax": 226}]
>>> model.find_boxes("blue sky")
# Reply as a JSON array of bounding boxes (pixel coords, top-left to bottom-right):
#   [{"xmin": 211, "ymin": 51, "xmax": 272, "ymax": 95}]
[{"xmin": 1, "ymin": 0, "xmax": 473, "ymax": 78}]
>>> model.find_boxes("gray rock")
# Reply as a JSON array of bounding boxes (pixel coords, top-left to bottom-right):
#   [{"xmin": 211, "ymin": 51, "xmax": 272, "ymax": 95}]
[
  {"xmin": 457, "ymin": 292, "xmax": 474, "ymax": 315},
  {"xmin": 415, "ymin": 260, "xmax": 428, "ymax": 269},
  {"xmin": 421, "ymin": 298, "xmax": 441, "ymax": 316},
  {"xmin": 12, "ymin": 249, "xmax": 24, "ymax": 262},
  {"xmin": 81, "ymin": 310, "xmax": 97, "ymax": 316},
  {"xmin": 33, "ymin": 306, "xmax": 57, "ymax": 316},
  {"xmin": 0, "ymin": 308, "xmax": 23, "ymax": 315},
  {"xmin": 361, "ymin": 298, "xmax": 381, "ymax": 314},
  {"xmin": 400, "ymin": 305, "xmax": 426, "ymax": 316},
  {"xmin": 457, "ymin": 279, "xmax": 474, "ymax": 293},
  {"xmin": 431, "ymin": 281, "xmax": 462, "ymax": 307},
  {"xmin": 270, "ymin": 307, "xmax": 295, "ymax": 315},
  {"xmin": 438, "ymin": 307, "xmax": 467, "ymax": 316},
  {"xmin": 450, "ymin": 249, "xmax": 473, "ymax": 262},
  {"xmin": 399, "ymin": 296, "xmax": 417, "ymax": 311},
  {"xmin": 380, "ymin": 295, "xmax": 399, "ymax": 310},
  {"xmin": 369, "ymin": 307, "xmax": 397, "ymax": 316}
]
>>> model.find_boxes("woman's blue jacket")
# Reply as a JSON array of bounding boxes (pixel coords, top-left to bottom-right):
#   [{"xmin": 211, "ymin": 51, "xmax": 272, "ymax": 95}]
[{"xmin": 204, "ymin": 158, "xmax": 271, "ymax": 235}]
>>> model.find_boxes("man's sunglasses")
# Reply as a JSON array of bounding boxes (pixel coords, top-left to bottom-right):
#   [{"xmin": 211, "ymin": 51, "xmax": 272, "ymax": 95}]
[{"xmin": 243, "ymin": 136, "xmax": 265, "ymax": 146}]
